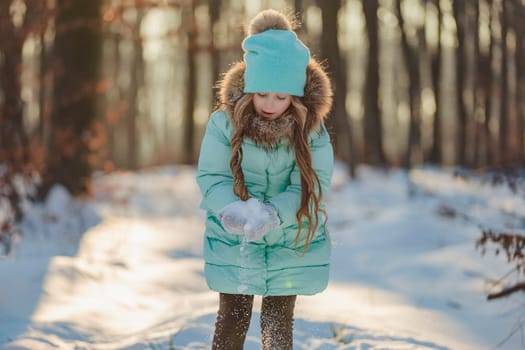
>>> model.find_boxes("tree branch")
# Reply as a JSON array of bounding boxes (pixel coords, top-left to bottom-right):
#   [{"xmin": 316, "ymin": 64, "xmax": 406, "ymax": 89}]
[{"xmin": 488, "ymin": 282, "xmax": 525, "ymax": 300}]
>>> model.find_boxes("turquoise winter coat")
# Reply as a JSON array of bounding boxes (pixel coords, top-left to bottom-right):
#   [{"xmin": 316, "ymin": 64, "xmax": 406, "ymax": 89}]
[{"xmin": 196, "ymin": 60, "xmax": 334, "ymax": 296}]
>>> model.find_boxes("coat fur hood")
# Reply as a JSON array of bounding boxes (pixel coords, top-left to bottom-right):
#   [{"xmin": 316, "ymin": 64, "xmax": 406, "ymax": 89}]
[{"xmin": 216, "ymin": 59, "xmax": 333, "ymax": 142}]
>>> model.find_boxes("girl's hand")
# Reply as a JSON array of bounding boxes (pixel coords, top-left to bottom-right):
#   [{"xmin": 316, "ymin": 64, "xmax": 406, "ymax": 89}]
[
  {"xmin": 243, "ymin": 200, "xmax": 280, "ymax": 242},
  {"xmin": 217, "ymin": 201, "xmax": 248, "ymax": 234},
  {"xmin": 217, "ymin": 198, "xmax": 280, "ymax": 241}
]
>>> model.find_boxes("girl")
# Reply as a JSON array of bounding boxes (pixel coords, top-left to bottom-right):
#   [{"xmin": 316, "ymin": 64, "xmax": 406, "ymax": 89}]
[{"xmin": 196, "ymin": 9, "xmax": 334, "ymax": 349}]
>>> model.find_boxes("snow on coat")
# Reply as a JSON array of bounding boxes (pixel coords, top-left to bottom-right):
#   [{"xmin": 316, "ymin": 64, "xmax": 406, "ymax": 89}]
[{"xmin": 196, "ymin": 59, "xmax": 334, "ymax": 296}]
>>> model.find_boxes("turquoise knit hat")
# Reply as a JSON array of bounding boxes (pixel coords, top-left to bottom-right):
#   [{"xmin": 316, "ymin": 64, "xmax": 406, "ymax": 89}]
[{"xmin": 242, "ymin": 29, "xmax": 310, "ymax": 97}]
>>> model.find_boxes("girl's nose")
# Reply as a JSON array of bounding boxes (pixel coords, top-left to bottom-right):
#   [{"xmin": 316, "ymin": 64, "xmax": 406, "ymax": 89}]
[{"xmin": 263, "ymin": 97, "xmax": 275, "ymax": 110}]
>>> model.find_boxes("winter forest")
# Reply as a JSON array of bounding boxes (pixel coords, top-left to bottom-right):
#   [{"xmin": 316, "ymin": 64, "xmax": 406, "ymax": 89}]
[{"xmin": 1, "ymin": 0, "xmax": 525, "ymax": 349}]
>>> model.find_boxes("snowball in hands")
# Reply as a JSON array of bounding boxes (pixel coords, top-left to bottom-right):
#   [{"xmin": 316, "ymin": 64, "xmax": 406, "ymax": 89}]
[
  {"xmin": 217, "ymin": 200, "xmax": 247, "ymax": 234},
  {"xmin": 217, "ymin": 198, "xmax": 280, "ymax": 241},
  {"xmin": 243, "ymin": 199, "xmax": 280, "ymax": 241}
]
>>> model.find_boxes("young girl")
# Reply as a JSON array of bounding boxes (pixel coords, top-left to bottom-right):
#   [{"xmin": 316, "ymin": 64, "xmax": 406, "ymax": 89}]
[{"xmin": 196, "ymin": 9, "xmax": 334, "ymax": 349}]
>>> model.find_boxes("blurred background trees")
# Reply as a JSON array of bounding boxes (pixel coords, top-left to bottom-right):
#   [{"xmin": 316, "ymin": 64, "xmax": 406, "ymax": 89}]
[{"xmin": 1, "ymin": 0, "xmax": 524, "ymax": 203}]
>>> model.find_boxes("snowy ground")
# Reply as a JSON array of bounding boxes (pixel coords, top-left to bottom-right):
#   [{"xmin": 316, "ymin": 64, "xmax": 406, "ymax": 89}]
[{"xmin": 1, "ymin": 163, "xmax": 524, "ymax": 350}]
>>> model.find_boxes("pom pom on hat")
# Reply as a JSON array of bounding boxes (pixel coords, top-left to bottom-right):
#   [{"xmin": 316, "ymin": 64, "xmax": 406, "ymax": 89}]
[{"xmin": 242, "ymin": 29, "xmax": 310, "ymax": 97}]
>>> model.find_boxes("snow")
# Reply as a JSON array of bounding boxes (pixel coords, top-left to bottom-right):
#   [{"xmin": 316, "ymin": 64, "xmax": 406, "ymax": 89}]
[
  {"xmin": 1, "ymin": 163, "xmax": 524, "ymax": 349},
  {"xmin": 218, "ymin": 197, "xmax": 280, "ymax": 242}
]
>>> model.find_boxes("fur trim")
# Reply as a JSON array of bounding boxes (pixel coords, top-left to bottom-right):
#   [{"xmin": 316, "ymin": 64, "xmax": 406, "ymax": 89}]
[
  {"xmin": 243, "ymin": 112, "xmax": 295, "ymax": 149},
  {"xmin": 217, "ymin": 59, "xmax": 333, "ymax": 142}
]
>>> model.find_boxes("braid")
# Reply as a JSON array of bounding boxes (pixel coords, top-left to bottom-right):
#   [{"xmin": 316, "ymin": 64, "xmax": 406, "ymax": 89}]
[
  {"xmin": 230, "ymin": 132, "xmax": 249, "ymax": 201},
  {"xmin": 290, "ymin": 97, "xmax": 326, "ymax": 253},
  {"xmin": 229, "ymin": 94, "xmax": 253, "ymax": 201}
]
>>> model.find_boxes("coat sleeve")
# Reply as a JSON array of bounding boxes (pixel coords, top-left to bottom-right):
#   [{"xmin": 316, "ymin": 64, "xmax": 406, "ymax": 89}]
[
  {"xmin": 266, "ymin": 125, "xmax": 334, "ymax": 227},
  {"xmin": 196, "ymin": 111, "xmax": 239, "ymax": 214}
]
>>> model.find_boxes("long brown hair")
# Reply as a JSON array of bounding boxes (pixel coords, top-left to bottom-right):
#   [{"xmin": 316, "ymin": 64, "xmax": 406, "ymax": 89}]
[{"xmin": 229, "ymin": 95, "xmax": 326, "ymax": 252}]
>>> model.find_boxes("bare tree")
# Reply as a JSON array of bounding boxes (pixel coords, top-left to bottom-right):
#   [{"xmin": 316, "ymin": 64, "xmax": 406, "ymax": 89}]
[
  {"xmin": 37, "ymin": 0, "xmax": 55, "ymax": 150},
  {"xmin": 317, "ymin": 0, "xmax": 355, "ymax": 176},
  {"xmin": 362, "ymin": 0, "xmax": 385, "ymax": 165},
  {"xmin": 484, "ymin": 0, "xmax": 497, "ymax": 166},
  {"xmin": 0, "ymin": 0, "xmax": 34, "ymax": 168},
  {"xmin": 294, "ymin": 0, "xmax": 303, "ymax": 15},
  {"xmin": 502, "ymin": 0, "xmax": 524, "ymax": 165},
  {"xmin": 498, "ymin": 0, "xmax": 509, "ymax": 165},
  {"xmin": 396, "ymin": 0, "xmax": 422, "ymax": 169},
  {"xmin": 514, "ymin": 0, "xmax": 525, "ymax": 164},
  {"xmin": 474, "ymin": 0, "xmax": 491, "ymax": 167},
  {"xmin": 429, "ymin": 0, "xmax": 442, "ymax": 164},
  {"xmin": 0, "ymin": 0, "xmax": 54, "ymax": 245},
  {"xmin": 126, "ymin": 11, "xmax": 146, "ymax": 170},
  {"xmin": 453, "ymin": 0, "xmax": 468, "ymax": 165},
  {"xmin": 182, "ymin": 2, "xmax": 197, "ymax": 164},
  {"xmin": 209, "ymin": 0, "xmax": 221, "ymax": 91},
  {"xmin": 42, "ymin": 0, "xmax": 103, "ymax": 196}
]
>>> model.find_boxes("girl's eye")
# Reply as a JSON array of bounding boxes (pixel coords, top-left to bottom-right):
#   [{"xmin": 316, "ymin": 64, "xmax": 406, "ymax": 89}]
[
  {"xmin": 257, "ymin": 93, "xmax": 267, "ymax": 97},
  {"xmin": 277, "ymin": 96, "xmax": 286, "ymax": 101}
]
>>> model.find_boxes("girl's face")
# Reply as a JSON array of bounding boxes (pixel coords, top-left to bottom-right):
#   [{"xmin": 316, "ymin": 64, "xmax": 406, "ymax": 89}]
[{"xmin": 253, "ymin": 92, "xmax": 292, "ymax": 120}]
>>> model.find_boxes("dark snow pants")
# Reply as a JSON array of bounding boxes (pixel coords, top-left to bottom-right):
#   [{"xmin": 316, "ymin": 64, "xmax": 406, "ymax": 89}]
[{"xmin": 211, "ymin": 293, "xmax": 297, "ymax": 350}]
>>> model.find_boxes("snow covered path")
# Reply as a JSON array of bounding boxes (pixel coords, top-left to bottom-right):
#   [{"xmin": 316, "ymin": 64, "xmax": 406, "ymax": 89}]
[{"xmin": 0, "ymin": 165, "xmax": 523, "ymax": 349}]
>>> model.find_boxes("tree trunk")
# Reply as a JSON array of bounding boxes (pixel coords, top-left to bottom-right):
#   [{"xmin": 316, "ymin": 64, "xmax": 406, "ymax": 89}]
[
  {"xmin": 485, "ymin": 0, "xmax": 496, "ymax": 166},
  {"xmin": 104, "ymin": 31, "xmax": 122, "ymax": 170},
  {"xmin": 126, "ymin": 12, "xmax": 145, "ymax": 170},
  {"xmin": 474, "ymin": 0, "xmax": 491, "ymax": 168},
  {"xmin": 294, "ymin": 0, "xmax": 303, "ymax": 15},
  {"xmin": 453, "ymin": 0, "xmax": 468, "ymax": 166},
  {"xmin": 317, "ymin": 0, "xmax": 355, "ymax": 176},
  {"xmin": 39, "ymin": 22, "xmax": 54, "ymax": 150},
  {"xmin": 0, "ymin": 1, "xmax": 28, "ymax": 168},
  {"xmin": 209, "ymin": 0, "xmax": 221, "ymax": 95},
  {"xmin": 502, "ymin": 0, "xmax": 522, "ymax": 165},
  {"xmin": 397, "ymin": 0, "xmax": 422, "ymax": 169},
  {"xmin": 182, "ymin": 3, "xmax": 197, "ymax": 165},
  {"xmin": 471, "ymin": 0, "xmax": 483, "ymax": 167},
  {"xmin": 514, "ymin": 0, "xmax": 525, "ymax": 164},
  {"xmin": 294, "ymin": 0, "xmax": 305, "ymax": 35},
  {"xmin": 429, "ymin": 0, "xmax": 442, "ymax": 164},
  {"xmin": 498, "ymin": 0, "xmax": 508, "ymax": 165},
  {"xmin": 42, "ymin": 0, "xmax": 102, "ymax": 197},
  {"xmin": 362, "ymin": 0, "xmax": 385, "ymax": 165}
]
